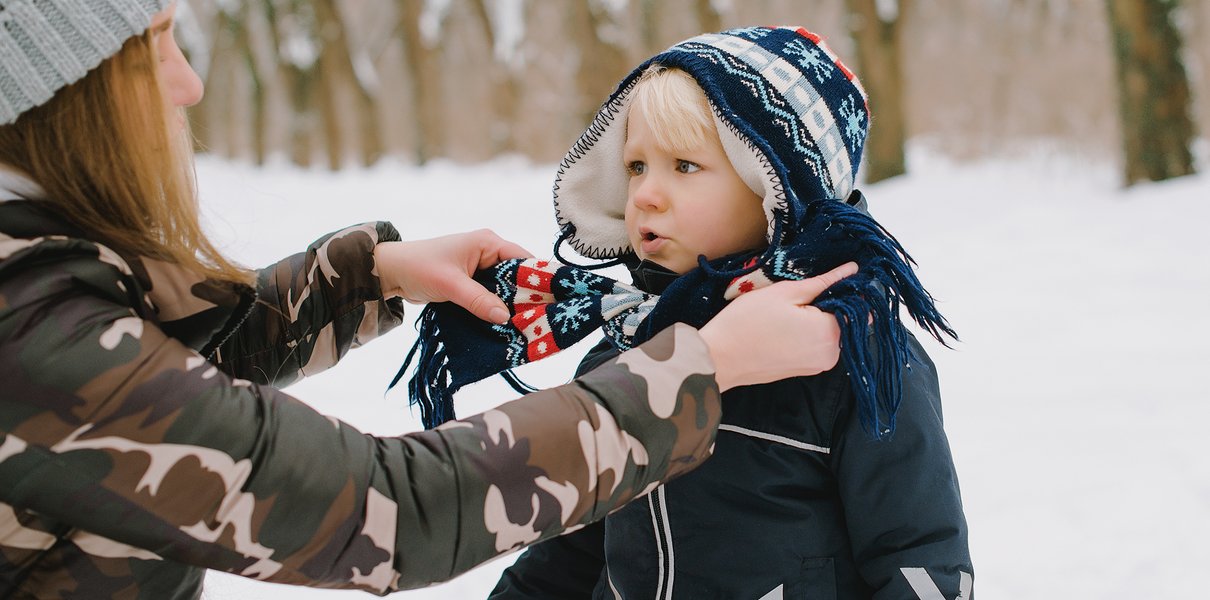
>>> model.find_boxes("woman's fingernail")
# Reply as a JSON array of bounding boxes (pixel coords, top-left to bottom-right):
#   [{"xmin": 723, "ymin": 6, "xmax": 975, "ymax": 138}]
[{"xmin": 490, "ymin": 307, "xmax": 510, "ymax": 324}]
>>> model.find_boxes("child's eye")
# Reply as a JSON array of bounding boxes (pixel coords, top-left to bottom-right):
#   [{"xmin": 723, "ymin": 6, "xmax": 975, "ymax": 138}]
[
  {"xmin": 625, "ymin": 161, "xmax": 646, "ymax": 176},
  {"xmin": 676, "ymin": 160, "xmax": 701, "ymax": 174}
]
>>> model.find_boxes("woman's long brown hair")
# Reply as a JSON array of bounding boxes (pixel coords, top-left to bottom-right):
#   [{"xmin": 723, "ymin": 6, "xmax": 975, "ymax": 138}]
[{"xmin": 0, "ymin": 28, "xmax": 251, "ymax": 285}]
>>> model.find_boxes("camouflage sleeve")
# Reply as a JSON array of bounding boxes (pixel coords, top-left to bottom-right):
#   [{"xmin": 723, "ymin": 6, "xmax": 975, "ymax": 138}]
[
  {"xmin": 0, "ymin": 240, "xmax": 721, "ymax": 594},
  {"xmin": 211, "ymin": 222, "xmax": 406, "ymax": 387},
  {"xmin": 396, "ymin": 322, "xmax": 720, "ymax": 588}
]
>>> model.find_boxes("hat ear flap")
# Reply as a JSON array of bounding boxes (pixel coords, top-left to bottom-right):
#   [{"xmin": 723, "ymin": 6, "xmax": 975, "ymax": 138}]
[
  {"xmin": 552, "ymin": 89, "xmax": 637, "ymax": 260},
  {"xmin": 714, "ymin": 112, "xmax": 786, "ymax": 246}
]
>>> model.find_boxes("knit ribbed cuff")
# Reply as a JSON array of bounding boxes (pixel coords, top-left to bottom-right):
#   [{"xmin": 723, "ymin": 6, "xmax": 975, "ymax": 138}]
[{"xmin": 0, "ymin": 0, "xmax": 170, "ymax": 124}]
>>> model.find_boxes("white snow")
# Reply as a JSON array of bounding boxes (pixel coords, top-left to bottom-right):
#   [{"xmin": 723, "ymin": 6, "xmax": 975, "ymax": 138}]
[{"xmin": 196, "ymin": 146, "xmax": 1210, "ymax": 599}]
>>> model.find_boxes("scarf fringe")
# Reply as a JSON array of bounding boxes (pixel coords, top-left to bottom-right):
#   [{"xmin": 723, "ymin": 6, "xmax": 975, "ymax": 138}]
[
  {"xmin": 389, "ymin": 305, "xmax": 456, "ymax": 429},
  {"xmin": 809, "ymin": 200, "xmax": 957, "ymax": 440},
  {"xmin": 816, "ymin": 280, "xmax": 904, "ymax": 439},
  {"xmin": 821, "ymin": 204, "xmax": 957, "ymax": 345}
]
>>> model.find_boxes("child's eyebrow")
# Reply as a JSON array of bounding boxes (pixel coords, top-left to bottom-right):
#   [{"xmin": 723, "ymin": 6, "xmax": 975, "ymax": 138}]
[{"xmin": 149, "ymin": 20, "xmax": 172, "ymax": 35}]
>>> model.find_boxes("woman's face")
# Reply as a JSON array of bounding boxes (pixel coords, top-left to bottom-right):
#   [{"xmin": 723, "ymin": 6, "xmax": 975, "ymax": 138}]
[{"xmin": 149, "ymin": 3, "xmax": 203, "ymax": 127}]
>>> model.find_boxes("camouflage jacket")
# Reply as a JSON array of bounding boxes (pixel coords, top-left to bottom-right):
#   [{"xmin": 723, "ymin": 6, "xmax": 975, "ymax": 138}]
[{"xmin": 0, "ymin": 197, "xmax": 723, "ymax": 599}]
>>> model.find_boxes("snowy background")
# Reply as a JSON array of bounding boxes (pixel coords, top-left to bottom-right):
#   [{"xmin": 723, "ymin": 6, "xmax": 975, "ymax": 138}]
[{"xmin": 195, "ymin": 146, "xmax": 1210, "ymax": 599}]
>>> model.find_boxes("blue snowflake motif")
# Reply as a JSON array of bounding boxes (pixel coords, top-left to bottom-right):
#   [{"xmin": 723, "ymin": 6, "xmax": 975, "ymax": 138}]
[
  {"xmin": 728, "ymin": 27, "xmax": 770, "ymax": 41},
  {"xmin": 551, "ymin": 297, "xmax": 595, "ymax": 334},
  {"xmin": 495, "ymin": 322, "xmax": 527, "ymax": 366},
  {"xmin": 784, "ymin": 39, "xmax": 833, "ymax": 83},
  {"xmin": 838, "ymin": 95, "xmax": 866, "ymax": 153},
  {"xmin": 558, "ymin": 270, "xmax": 604, "ymax": 297},
  {"xmin": 768, "ymin": 248, "xmax": 808, "ymax": 280},
  {"xmin": 602, "ymin": 317, "xmax": 634, "ymax": 352}
]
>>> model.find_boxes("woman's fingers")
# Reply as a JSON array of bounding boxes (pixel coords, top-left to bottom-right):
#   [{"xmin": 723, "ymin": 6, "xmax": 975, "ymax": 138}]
[
  {"xmin": 377, "ymin": 230, "xmax": 528, "ymax": 324},
  {"xmin": 779, "ymin": 261, "xmax": 858, "ymax": 305},
  {"xmin": 443, "ymin": 273, "xmax": 512, "ymax": 324},
  {"xmin": 699, "ymin": 263, "xmax": 857, "ymax": 391},
  {"xmin": 476, "ymin": 234, "xmax": 534, "ymax": 268}
]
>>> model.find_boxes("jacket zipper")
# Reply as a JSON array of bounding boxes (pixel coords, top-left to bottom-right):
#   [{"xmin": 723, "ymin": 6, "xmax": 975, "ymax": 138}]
[{"xmin": 202, "ymin": 286, "xmax": 258, "ymax": 361}]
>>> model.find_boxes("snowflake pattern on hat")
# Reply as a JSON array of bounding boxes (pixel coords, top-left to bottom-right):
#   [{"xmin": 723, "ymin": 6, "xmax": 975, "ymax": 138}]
[{"xmin": 554, "ymin": 26, "xmax": 869, "ymax": 260}]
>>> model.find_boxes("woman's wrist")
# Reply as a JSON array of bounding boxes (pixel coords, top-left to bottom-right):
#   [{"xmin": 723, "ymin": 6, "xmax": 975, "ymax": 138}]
[
  {"xmin": 373, "ymin": 241, "xmax": 405, "ymax": 299},
  {"xmin": 696, "ymin": 324, "xmax": 737, "ymax": 392}
]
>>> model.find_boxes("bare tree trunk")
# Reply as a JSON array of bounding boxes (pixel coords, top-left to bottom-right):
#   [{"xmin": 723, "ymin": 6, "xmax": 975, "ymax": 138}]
[
  {"xmin": 315, "ymin": 0, "xmax": 382, "ymax": 167},
  {"xmin": 639, "ymin": 0, "xmax": 659, "ymax": 55},
  {"xmin": 845, "ymin": 0, "xmax": 908, "ymax": 183},
  {"xmin": 570, "ymin": 2, "xmax": 629, "ymax": 127},
  {"xmin": 286, "ymin": 67, "xmax": 316, "ymax": 168},
  {"xmin": 305, "ymin": 0, "xmax": 345, "ymax": 170},
  {"xmin": 467, "ymin": 0, "xmax": 519, "ymax": 155},
  {"xmin": 234, "ymin": 3, "xmax": 267, "ymax": 165},
  {"xmin": 694, "ymin": 0, "xmax": 721, "ymax": 34},
  {"xmin": 264, "ymin": 2, "xmax": 317, "ymax": 168},
  {"xmin": 316, "ymin": 58, "xmax": 342, "ymax": 170},
  {"xmin": 398, "ymin": 0, "xmax": 443, "ymax": 164},
  {"xmin": 1106, "ymin": 0, "xmax": 1196, "ymax": 185},
  {"xmin": 195, "ymin": 6, "xmax": 242, "ymax": 157}
]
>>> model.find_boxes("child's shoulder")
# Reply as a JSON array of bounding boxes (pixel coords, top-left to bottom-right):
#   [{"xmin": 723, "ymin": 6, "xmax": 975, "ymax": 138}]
[{"xmin": 717, "ymin": 368, "xmax": 849, "ymax": 455}]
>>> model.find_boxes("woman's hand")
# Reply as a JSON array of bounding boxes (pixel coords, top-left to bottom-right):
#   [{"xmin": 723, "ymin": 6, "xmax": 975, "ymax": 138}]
[
  {"xmin": 374, "ymin": 230, "xmax": 533, "ymax": 324},
  {"xmin": 699, "ymin": 262, "xmax": 858, "ymax": 391}
]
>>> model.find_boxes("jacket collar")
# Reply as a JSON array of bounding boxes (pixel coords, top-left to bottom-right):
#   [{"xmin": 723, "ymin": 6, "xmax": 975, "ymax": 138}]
[
  {"xmin": 0, "ymin": 192, "xmax": 255, "ymax": 356},
  {"xmin": 628, "ymin": 259, "xmax": 680, "ymax": 294}
]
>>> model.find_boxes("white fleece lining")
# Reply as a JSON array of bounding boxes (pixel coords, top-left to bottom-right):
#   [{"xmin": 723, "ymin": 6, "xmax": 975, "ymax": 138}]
[
  {"xmin": 714, "ymin": 113, "xmax": 780, "ymax": 243},
  {"xmin": 553, "ymin": 93, "xmax": 636, "ymax": 258},
  {"xmin": 554, "ymin": 92, "xmax": 784, "ymax": 259}
]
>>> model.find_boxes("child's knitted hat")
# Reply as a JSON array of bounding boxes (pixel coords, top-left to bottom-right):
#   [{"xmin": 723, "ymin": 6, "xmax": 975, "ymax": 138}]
[
  {"xmin": 554, "ymin": 26, "xmax": 868, "ymax": 258},
  {"xmin": 399, "ymin": 27, "xmax": 956, "ymax": 439},
  {"xmin": 0, "ymin": 0, "xmax": 171, "ymax": 125}
]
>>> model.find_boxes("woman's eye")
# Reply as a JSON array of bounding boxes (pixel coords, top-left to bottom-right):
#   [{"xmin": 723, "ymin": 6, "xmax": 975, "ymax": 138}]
[
  {"xmin": 626, "ymin": 161, "xmax": 646, "ymax": 176},
  {"xmin": 676, "ymin": 160, "xmax": 701, "ymax": 174}
]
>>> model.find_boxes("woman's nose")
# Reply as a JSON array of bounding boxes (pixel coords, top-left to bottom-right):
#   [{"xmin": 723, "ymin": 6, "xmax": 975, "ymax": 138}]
[
  {"xmin": 169, "ymin": 60, "xmax": 204, "ymax": 108},
  {"xmin": 161, "ymin": 46, "xmax": 204, "ymax": 108}
]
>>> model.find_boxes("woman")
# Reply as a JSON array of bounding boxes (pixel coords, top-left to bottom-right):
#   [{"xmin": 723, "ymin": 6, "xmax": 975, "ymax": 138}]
[{"xmin": 0, "ymin": 2, "xmax": 855, "ymax": 597}]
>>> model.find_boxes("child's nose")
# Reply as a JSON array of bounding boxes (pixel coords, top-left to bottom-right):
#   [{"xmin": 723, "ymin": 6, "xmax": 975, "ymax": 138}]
[{"xmin": 631, "ymin": 174, "xmax": 668, "ymax": 211}]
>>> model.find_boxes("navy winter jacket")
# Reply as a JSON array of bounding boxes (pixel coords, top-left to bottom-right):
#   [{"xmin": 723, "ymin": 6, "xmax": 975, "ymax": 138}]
[{"xmin": 490, "ymin": 265, "xmax": 973, "ymax": 599}]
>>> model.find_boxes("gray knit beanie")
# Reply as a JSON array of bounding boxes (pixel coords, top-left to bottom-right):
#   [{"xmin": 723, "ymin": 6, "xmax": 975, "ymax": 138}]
[{"xmin": 0, "ymin": 0, "xmax": 171, "ymax": 125}]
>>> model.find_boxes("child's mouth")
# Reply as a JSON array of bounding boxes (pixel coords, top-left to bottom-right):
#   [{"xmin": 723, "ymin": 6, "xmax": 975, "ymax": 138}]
[{"xmin": 639, "ymin": 231, "xmax": 664, "ymax": 253}]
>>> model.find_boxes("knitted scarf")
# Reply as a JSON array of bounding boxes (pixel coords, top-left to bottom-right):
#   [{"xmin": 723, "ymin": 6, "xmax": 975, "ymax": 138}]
[{"xmin": 392, "ymin": 199, "xmax": 957, "ymax": 438}]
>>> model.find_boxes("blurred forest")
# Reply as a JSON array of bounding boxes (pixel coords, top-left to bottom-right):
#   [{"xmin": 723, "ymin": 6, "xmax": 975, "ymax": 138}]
[{"xmin": 180, "ymin": 0, "xmax": 1207, "ymax": 184}]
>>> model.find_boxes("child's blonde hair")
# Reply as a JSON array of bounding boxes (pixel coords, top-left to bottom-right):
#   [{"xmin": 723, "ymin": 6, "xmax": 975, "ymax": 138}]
[
  {"xmin": 0, "ymin": 29, "xmax": 251, "ymax": 285},
  {"xmin": 630, "ymin": 66, "xmax": 717, "ymax": 154}
]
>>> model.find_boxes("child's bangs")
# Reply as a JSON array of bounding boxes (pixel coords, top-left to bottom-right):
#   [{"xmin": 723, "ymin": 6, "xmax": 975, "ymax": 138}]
[{"xmin": 632, "ymin": 67, "xmax": 715, "ymax": 154}]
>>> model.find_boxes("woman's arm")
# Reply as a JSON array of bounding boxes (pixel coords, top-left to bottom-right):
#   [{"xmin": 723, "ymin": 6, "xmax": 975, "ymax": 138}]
[
  {"xmin": 212, "ymin": 222, "xmax": 407, "ymax": 387},
  {"xmin": 214, "ymin": 226, "xmax": 532, "ymax": 388},
  {"xmin": 0, "ymin": 241, "xmax": 722, "ymax": 593},
  {"xmin": 486, "ymin": 343, "xmax": 617, "ymax": 600}
]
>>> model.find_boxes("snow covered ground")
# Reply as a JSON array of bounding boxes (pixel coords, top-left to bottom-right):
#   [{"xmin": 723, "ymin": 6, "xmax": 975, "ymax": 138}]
[{"xmin": 196, "ymin": 147, "xmax": 1210, "ymax": 599}]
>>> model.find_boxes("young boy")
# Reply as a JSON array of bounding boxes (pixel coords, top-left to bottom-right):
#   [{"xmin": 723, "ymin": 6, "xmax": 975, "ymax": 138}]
[{"xmin": 484, "ymin": 27, "xmax": 974, "ymax": 598}]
